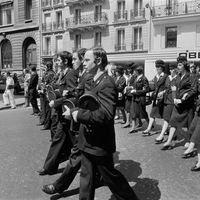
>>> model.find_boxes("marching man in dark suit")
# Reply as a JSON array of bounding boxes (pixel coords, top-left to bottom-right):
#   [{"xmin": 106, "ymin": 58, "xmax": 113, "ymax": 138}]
[
  {"xmin": 28, "ymin": 65, "xmax": 40, "ymax": 115},
  {"xmin": 38, "ymin": 51, "xmax": 78, "ymax": 175},
  {"xmin": 62, "ymin": 47, "xmax": 139, "ymax": 200}
]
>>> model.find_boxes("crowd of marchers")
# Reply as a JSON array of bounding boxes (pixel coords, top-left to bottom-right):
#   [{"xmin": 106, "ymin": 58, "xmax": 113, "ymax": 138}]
[{"xmin": 25, "ymin": 47, "xmax": 200, "ymax": 200}]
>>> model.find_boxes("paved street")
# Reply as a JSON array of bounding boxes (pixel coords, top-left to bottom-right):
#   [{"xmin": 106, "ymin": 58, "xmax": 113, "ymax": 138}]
[{"xmin": 0, "ymin": 107, "xmax": 200, "ymax": 200}]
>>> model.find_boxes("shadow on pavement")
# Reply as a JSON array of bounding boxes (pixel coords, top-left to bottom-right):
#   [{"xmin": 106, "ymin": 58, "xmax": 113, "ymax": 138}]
[
  {"xmin": 110, "ymin": 151, "xmax": 161, "ymax": 200},
  {"xmin": 50, "ymin": 152, "xmax": 161, "ymax": 200}
]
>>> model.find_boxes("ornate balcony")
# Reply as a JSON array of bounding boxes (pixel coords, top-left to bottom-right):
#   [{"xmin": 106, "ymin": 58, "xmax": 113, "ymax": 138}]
[
  {"xmin": 53, "ymin": 21, "xmax": 64, "ymax": 32},
  {"xmin": 66, "ymin": 0, "xmax": 105, "ymax": 7},
  {"xmin": 115, "ymin": 44, "xmax": 126, "ymax": 51},
  {"xmin": 66, "ymin": 12, "xmax": 108, "ymax": 31},
  {"xmin": 42, "ymin": 23, "xmax": 53, "ymax": 33},
  {"xmin": 131, "ymin": 42, "xmax": 144, "ymax": 51},
  {"xmin": 42, "ymin": 0, "xmax": 52, "ymax": 10},
  {"xmin": 114, "ymin": 11, "xmax": 128, "ymax": 24},
  {"xmin": 130, "ymin": 8, "xmax": 145, "ymax": 22},
  {"xmin": 153, "ymin": 1, "xmax": 200, "ymax": 18},
  {"xmin": 53, "ymin": 0, "xmax": 64, "ymax": 8}
]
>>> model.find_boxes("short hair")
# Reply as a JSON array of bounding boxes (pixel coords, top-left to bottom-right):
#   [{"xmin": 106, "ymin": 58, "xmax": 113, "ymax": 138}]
[
  {"xmin": 155, "ymin": 60, "xmax": 165, "ymax": 71},
  {"xmin": 30, "ymin": 65, "xmax": 37, "ymax": 72},
  {"xmin": 56, "ymin": 51, "xmax": 73, "ymax": 68},
  {"xmin": 6, "ymin": 71, "xmax": 11, "ymax": 76},
  {"xmin": 135, "ymin": 65, "xmax": 144, "ymax": 74},
  {"xmin": 115, "ymin": 65, "xmax": 124, "ymax": 75},
  {"xmin": 24, "ymin": 68, "xmax": 30, "ymax": 73},
  {"xmin": 76, "ymin": 48, "xmax": 87, "ymax": 61},
  {"xmin": 46, "ymin": 61, "xmax": 53, "ymax": 70},
  {"xmin": 91, "ymin": 47, "xmax": 108, "ymax": 69}
]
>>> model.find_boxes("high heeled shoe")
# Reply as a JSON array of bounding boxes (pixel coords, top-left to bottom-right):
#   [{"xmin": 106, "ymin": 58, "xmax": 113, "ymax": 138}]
[
  {"xmin": 182, "ymin": 150, "xmax": 197, "ymax": 159},
  {"xmin": 161, "ymin": 144, "xmax": 174, "ymax": 150},
  {"xmin": 155, "ymin": 138, "xmax": 164, "ymax": 144},
  {"xmin": 142, "ymin": 130, "xmax": 151, "ymax": 136},
  {"xmin": 191, "ymin": 165, "xmax": 200, "ymax": 172}
]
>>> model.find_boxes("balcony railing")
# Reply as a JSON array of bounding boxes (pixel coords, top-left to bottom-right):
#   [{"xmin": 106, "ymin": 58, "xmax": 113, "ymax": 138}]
[
  {"xmin": 42, "ymin": 23, "xmax": 53, "ymax": 32},
  {"xmin": 114, "ymin": 11, "xmax": 128, "ymax": 23},
  {"xmin": 115, "ymin": 44, "xmax": 126, "ymax": 51},
  {"xmin": 42, "ymin": 0, "xmax": 52, "ymax": 8},
  {"xmin": 131, "ymin": 42, "xmax": 143, "ymax": 51},
  {"xmin": 66, "ymin": 12, "xmax": 108, "ymax": 29},
  {"xmin": 42, "ymin": 50, "xmax": 52, "ymax": 56},
  {"xmin": 53, "ymin": 21, "xmax": 64, "ymax": 31},
  {"xmin": 130, "ymin": 8, "xmax": 145, "ymax": 21},
  {"xmin": 53, "ymin": 0, "xmax": 64, "ymax": 7},
  {"xmin": 153, "ymin": 1, "xmax": 200, "ymax": 18},
  {"xmin": 66, "ymin": 0, "xmax": 105, "ymax": 6}
]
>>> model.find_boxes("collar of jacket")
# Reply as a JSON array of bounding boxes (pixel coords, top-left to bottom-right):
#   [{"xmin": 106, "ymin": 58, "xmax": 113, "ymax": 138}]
[{"xmin": 156, "ymin": 72, "xmax": 164, "ymax": 80}]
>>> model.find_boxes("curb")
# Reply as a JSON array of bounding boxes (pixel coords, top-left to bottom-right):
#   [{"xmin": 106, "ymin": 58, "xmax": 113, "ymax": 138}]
[{"xmin": 0, "ymin": 102, "xmax": 25, "ymax": 111}]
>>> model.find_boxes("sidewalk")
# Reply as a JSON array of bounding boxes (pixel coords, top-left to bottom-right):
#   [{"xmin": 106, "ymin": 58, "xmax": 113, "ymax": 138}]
[{"xmin": 0, "ymin": 97, "xmax": 25, "ymax": 110}]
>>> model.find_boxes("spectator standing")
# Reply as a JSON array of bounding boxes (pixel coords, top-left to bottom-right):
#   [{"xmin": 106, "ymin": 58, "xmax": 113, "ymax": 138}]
[
  {"xmin": 3, "ymin": 71, "xmax": 16, "ymax": 109},
  {"xmin": 28, "ymin": 65, "xmax": 40, "ymax": 115},
  {"xmin": 23, "ymin": 68, "xmax": 31, "ymax": 107}
]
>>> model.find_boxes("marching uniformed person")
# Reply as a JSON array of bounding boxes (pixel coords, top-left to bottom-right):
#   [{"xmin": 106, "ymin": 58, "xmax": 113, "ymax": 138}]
[{"xmin": 38, "ymin": 51, "xmax": 78, "ymax": 175}]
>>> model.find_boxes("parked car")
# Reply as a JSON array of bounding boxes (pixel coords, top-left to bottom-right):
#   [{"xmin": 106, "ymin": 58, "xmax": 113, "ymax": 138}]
[{"xmin": 0, "ymin": 69, "xmax": 24, "ymax": 94}]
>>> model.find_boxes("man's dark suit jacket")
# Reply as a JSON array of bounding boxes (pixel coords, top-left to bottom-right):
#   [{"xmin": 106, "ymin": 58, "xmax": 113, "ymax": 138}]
[
  {"xmin": 28, "ymin": 72, "xmax": 39, "ymax": 92},
  {"xmin": 77, "ymin": 71, "xmax": 118, "ymax": 156}
]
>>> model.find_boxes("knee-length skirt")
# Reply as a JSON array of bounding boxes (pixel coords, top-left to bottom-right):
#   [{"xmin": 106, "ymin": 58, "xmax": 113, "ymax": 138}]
[
  {"xmin": 130, "ymin": 101, "xmax": 148, "ymax": 119},
  {"xmin": 163, "ymin": 104, "xmax": 174, "ymax": 123},
  {"xmin": 169, "ymin": 106, "xmax": 194, "ymax": 128}
]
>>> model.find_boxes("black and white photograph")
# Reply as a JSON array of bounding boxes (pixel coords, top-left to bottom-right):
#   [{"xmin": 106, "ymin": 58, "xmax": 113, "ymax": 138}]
[{"xmin": 0, "ymin": 0, "xmax": 200, "ymax": 199}]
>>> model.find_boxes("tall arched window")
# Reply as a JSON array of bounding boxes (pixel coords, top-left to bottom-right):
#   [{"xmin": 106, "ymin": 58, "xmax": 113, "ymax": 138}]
[{"xmin": 1, "ymin": 40, "xmax": 12, "ymax": 69}]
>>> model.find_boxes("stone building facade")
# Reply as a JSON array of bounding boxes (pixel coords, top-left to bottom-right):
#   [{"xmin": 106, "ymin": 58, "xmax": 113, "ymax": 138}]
[{"xmin": 0, "ymin": 0, "xmax": 40, "ymax": 71}]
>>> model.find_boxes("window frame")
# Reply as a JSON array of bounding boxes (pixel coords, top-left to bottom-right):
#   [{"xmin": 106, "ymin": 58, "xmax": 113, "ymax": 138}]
[{"xmin": 165, "ymin": 26, "xmax": 177, "ymax": 48}]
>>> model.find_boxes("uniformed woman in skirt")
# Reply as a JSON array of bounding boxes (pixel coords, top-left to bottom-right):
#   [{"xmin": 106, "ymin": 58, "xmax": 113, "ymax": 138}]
[
  {"xmin": 155, "ymin": 64, "xmax": 178, "ymax": 144},
  {"xmin": 129, "ymin": 65, "xmax": 150, "ymax": 133},
  {"xmin": 161, "ymin": 56, "xmax": 197, "ymax": 150},
  {"xmin": 123, "ymin": 63, "xmax": 135, "ymax": 128},
  {"xmin": 142, "ymin": 60, "xmax": 168, "ymax": 135}
]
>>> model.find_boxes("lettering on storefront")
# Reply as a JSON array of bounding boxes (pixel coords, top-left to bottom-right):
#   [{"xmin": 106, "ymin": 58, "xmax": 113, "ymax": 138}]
[{"xmin": 179, "ymin": 52, "xmax": 200, "ymax": 61}]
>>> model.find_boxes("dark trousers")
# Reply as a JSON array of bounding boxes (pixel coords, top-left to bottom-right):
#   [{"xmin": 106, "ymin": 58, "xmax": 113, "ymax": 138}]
[
  {"xmin": 54, "ymin": 142, "xmax": 81, "ymax": 192},
  {"xmin": 80, "ymin": 152, "xmax": 139, "ymax": 200},
  {"xmin": 43, "ymin": 121, "xmax": 72, "ymax": 172},
  {"xmin": 50, "ymin": 108, "xmax": 59, "ymax": 139},
  {"xmin": 39, "ymin": 94, "xmax": 46, "ymax": 124},
  {"xmin": 43, "ymin": 100, "xmax": 51, "ymax": 129},
  {"xmin": 29, "ymin": 90, "xmax": 40, "ymax": 114}
]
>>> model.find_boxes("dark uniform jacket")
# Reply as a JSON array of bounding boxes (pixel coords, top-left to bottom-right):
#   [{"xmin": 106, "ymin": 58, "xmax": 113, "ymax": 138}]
[
  {"xmin": 150, "ymin": 73, "xmax": 168, "ymax": 105},
  {"xmin": 77, "ymin": 71, "xmax": 117, "ymax": 156},
  {"xmin": 131, "ymin": 75, "xmax": 150, "ymax": 105},
  {"xmin": 115, "ymin": 75, "xmax": 126, "ymax": 100},
  {"xmin": 163, "ymin": 75, "xmax": 177, "ymax": 105},
  {"xmin": 28, "ymin": 72, "xmax": 39, "ymax": 92},
  {"xmin": 175, "ymin": 72, "xmax": 197, "ymax": 109},
  {"xmin": 54, "ymin": 68, "xmax": 79, "ymax": 108}
]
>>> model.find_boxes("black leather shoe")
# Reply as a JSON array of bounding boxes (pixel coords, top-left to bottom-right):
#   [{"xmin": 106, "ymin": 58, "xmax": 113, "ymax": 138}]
[
  {"xmin": 42, "ymin": 184, "xmax": 62, "ymax": 195},
  {"xmin": 155, "ymin": 138, "xmax": 164, "ymax": 144},
  {"xmin": 182, "ymin": 150, "xmax": 197, "ymax": 159},
  {"xmin": 161, "ymin": 144, "xmax": 174, "ymax": 150},
  {"xmin": 191, "ymin": 165, "xmax": 200, "ymax": 172},
  {"xmin": 37, "ymin": 169, "xmax": 57, "ymax": 176}
]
